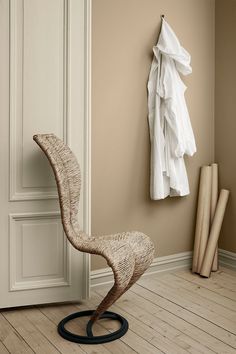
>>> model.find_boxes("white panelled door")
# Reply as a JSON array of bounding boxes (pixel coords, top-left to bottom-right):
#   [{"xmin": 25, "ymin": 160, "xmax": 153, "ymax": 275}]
[{"xmin": 0, "ymin": 0, "xmax": 90, "ymax": 308}]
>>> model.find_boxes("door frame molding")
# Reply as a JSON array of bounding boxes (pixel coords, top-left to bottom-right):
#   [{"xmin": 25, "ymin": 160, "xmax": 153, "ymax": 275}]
[{"xmin": 83, "ymin": 0, "xmax": 92, "ymax": 299}]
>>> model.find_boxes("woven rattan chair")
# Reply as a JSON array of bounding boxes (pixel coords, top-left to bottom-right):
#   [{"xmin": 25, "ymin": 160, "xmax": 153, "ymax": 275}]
[{"xmin": 33, "ymin": 133, "xmax": 155, "ymax": 344}]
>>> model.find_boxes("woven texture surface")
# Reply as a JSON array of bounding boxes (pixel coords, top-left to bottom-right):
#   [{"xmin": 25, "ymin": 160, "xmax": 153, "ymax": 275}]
[{"xmin": 33, "ymin": 134, "xmax": 155, "ymax": 321}]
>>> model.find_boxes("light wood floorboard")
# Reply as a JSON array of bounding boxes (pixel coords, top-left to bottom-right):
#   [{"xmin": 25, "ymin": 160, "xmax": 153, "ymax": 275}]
[
  {"xmin": 0, "ymin": 267, "xmax": 235, "ymax": 354},
  {"xmin": 0, "ymin": 342, "xmax": 10, "ymax": 354}
]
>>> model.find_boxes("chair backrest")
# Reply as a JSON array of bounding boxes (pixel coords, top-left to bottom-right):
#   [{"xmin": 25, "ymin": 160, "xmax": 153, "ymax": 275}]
[{"xmin": 33, "ymin": 134, "xmax": 82, "ymax": 241}]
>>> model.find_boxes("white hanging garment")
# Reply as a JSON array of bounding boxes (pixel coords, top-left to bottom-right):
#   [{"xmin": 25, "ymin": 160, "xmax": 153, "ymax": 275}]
[{"xmin": 147, "ymin": 18, "xmax": 196, "ymax": 200}]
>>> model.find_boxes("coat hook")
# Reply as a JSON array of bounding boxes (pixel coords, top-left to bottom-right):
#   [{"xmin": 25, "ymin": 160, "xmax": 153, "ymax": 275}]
[{"xmin": 161, "ymin": 14, "xmax": 165, "ymax": 19}]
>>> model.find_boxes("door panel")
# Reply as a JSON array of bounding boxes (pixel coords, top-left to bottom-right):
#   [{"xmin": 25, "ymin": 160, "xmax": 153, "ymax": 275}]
[
  {"xmin": 10, "ymin": 0, "xmax": 65, "ymax": 199},
  {"xmin": 9, "ymin": 212, "xmax": 69, "ymax": 292},
  {"xmin": 0, "ymin": 0, "xmax": 89, "ymax": 308}
]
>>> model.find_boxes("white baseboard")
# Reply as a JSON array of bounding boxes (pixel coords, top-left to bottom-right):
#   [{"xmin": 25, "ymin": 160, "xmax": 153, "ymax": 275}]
[
  {"xmin": 90, "ymin": 248, "xmax": 236, "ymax": 288},
  {"xmin": 219, "ymin": 249, "xmax": 236, "ymax": 270},
  {"xmin": 90, "ymin": 251, "xmax": 192, "ymax": 288}
]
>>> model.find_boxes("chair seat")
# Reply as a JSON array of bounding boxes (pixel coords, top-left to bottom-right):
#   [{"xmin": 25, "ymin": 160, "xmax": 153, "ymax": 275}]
[{"xmin": 70, "ymin": 230, "xmax": 154, "ymax": 322}]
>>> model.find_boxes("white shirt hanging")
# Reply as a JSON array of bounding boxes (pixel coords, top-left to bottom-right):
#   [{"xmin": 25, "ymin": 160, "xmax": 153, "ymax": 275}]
[{"xmin": 147, "ymin": 18, "xmax": 196, "ymax": 200}]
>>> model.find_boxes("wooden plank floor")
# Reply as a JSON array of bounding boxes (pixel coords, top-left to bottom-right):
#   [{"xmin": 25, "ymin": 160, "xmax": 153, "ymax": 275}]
[{"xmin": 0, "ymin": 267, "xmax": 236, "ymax": 354}]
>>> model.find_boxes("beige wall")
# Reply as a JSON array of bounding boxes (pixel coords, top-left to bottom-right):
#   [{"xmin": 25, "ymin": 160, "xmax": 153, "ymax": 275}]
[
  {"xmin": 215, "ymin": 0, "xmax": 236, "ymax": 253},
  {"xmin": 91, "ymin": 0, "xmax": 215, "ymax": 270}
]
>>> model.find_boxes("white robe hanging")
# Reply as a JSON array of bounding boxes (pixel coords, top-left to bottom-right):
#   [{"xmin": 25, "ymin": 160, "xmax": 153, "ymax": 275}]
[{"xmin": 148, "ymin": 18, "xmax": 196, "ymax": 200}]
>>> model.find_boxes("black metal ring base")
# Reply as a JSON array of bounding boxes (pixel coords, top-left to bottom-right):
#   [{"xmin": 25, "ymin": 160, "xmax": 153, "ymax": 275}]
[{"xmin": 58, "ymin": 310, "xmax": 129, "ymax": 344}]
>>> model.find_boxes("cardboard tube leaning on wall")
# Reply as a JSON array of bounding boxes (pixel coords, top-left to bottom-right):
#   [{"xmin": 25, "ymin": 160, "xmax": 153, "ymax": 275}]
[
  {"xmin": 192, "ymin": 166, "xmax": 207, "ymax": 272},
  {"xmin": 211, "ymin": 163, "xmax": 218, "ymax": 271},
  {"xmin": 196, "ymin": 166, "xmax": 212, "ymax": 274},
  {"xmin": 192, "ymin": 166, "xmax": 211, "ymax": 273},
  {"xmin": 200, "ymin": 189, "xmax": 230, "ymax": 278}
]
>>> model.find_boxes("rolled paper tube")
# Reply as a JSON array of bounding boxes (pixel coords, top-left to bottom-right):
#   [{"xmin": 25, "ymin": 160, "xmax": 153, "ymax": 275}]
[
  {"xmin": 192, "ymin": 166, "xmax": 210, "ymax": 273},
  {"xmin": 210, "ymin": 164, "xmax": 218, "ymax": 221},
  {"xmin": 197, "ymin": 166, "xmax": 212, "ymax": 274},
  {"xmin": 211, "ymin": 163, "xmax": 219, "ymax": 271},
  {"xmin": 192, "ymin": 167, "xmax": 207, "ymax": 272},
  {"xmin": 212, "ymin": 248, "xmax": 218, "ymax": 271},
  {"xmin": 200, "ymin": 189, "xmax": 230, "ymax": 278}
]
